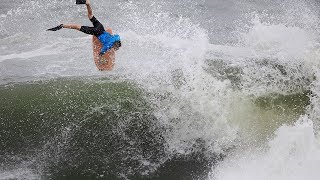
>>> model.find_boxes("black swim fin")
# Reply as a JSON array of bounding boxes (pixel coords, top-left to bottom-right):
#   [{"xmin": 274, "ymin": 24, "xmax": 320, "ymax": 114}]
[{"xmin": 47, "ymin": 24, "xmax": 63, "ymax": 31}]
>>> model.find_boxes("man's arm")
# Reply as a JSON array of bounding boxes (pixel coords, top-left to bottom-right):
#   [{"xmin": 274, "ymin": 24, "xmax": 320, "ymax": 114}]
[{"xmin": 86, "ymin": 0, "xmax": 93, "ymax": 19}]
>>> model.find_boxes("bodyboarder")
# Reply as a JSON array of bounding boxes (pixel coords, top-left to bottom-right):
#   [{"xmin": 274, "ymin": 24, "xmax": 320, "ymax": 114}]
[{"xmin": 47, "ymin": 0, "xmax": 121, "ymax": 64}]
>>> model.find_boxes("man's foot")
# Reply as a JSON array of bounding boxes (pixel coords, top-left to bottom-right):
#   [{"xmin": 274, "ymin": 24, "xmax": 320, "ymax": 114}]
[{"xmin": 47, "ymin": 24, "xmax": 63, "ymax": 31}]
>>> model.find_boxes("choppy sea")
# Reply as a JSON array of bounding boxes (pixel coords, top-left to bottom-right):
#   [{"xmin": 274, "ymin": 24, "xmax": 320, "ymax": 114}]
[{"xmin": 1, "ymin": 0, "xmax": 320, "ymax": 179}]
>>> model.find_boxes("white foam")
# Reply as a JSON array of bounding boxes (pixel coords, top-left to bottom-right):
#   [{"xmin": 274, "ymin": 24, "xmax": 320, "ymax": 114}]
[
  {"xmin": 0, "ymin": 44, "xmax": 65, "ymax": 62},
  {"xmin": 115, "ymin": 13, "xmax": 239, "ymax": 155},
  {"xmin": 0, "ymin": 168, "xmax": 40, "ymax": 180},
  {"xmin": 207, "ymin": 6, "xmax": 320, "ymax": 179},
  {"xmin": 209, "ymin": 115, "xmax": 320, "ymax": 180},
  {"xmin": 241, "ymin": 15, "xmax": 317, "ymax": 61},
  {"xmin": 207, "ymin": 44, "xmax": 255, "ymax": 58}
]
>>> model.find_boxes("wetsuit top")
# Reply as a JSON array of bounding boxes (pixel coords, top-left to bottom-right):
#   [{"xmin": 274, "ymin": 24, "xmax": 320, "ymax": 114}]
[{"xmin": 98, "ymin": 32, "xmax": 121, "ymax": 55}]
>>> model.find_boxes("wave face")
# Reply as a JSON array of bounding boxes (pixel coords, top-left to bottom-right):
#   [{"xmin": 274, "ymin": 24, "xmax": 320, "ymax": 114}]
[
  {"xmin": 1, "ymin": 0, "xmax": 320, "ymax": 179},
  {"xmin": 0, "ymin": 79, "xmax": 165, "ymax": 179}
]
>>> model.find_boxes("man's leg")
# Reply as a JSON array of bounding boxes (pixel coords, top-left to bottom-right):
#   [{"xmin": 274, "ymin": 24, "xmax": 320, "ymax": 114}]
[
  {"xmin": 47, "ymin": 24, "xmax": 91, "ymax": 33},
  {"xmin": 47, "ymin": 0, "xmax": 94, "ymax": 34},
  {"xmin": 86, "ymin": 0, "xmax": 93, "ymax": 19},
  {"xmin": 47, "ymin": 22, "xmax": 100, "ymax": 36},
  {"xmin": 60, "ymin": 0, "xmax": 94, "ymax": 31},
  {"xmin": 62, "ymin": 24, "xmax": 81, "ymax": 31},
  {"xmin": 47, "ymin": 0, "xmax": 102, "ymax": 36}
]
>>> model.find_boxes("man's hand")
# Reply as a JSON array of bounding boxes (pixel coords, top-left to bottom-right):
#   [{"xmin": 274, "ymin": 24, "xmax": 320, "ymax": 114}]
[
  {"xmin": 98, "ymin": 54, "xmax": 107, "ymax": 65},
  {"xmin": 86, "ymin": 0, "xmax": 90, "ymax": 5}
]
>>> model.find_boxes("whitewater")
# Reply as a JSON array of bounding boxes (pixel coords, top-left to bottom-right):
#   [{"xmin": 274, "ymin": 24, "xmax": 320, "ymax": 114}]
[{"xmin": 1, "ymin": 0, "xmax": 320, "ymax": 179}]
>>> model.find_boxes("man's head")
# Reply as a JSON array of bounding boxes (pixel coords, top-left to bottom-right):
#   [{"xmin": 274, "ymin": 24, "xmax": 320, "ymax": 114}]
[
  {"xmin": 113, "ymin": 40, "xmax": 121, "ymax": 51},
  {"xmin": 113, "ymin": 34, "xmax": 121, "ymax": 51}
]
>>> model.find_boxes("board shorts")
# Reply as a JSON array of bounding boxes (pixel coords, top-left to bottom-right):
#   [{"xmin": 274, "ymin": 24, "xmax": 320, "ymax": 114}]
[{"xmin": 80, "ymin": 16, "xmax": 105, "ymax": 37}]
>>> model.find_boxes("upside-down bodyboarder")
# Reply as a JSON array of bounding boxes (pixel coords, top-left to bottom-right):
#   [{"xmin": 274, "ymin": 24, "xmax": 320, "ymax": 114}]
[{"xmin": 47, "ymin": 0, "xmax": 121, "ymax": 64}]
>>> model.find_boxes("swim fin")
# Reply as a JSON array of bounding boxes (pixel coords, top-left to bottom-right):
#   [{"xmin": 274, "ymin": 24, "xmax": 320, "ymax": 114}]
[{"xmin": 47, "ymin": 24, "xmax": 63, "ymax": 31}]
